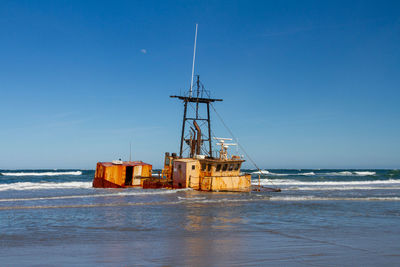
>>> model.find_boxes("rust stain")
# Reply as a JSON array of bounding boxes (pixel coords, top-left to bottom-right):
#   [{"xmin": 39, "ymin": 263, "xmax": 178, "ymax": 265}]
[{"xmin": 93, "ymin": 161, "xmax": 152, "ymax": 188}]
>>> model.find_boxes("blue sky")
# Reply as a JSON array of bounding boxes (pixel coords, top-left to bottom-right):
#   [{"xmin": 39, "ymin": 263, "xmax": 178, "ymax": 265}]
[{"xmin": 0, "ymin": 0, "xmax": 399, "ymax": 169}]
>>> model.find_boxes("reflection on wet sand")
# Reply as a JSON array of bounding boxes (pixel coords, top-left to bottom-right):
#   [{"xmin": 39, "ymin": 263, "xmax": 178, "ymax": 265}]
[
  {"xmin": 168, "ymin": 201, "xmax": 245, "ymax": 266},
  {"xmin": 1, "ymin": 188, "xmax": 399, "ymax": 266}
]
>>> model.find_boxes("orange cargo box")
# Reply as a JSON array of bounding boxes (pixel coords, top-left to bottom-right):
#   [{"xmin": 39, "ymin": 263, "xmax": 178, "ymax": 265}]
[{"xmin": 93, "ymin": 161, "xmax": 152, "ymax": 188}]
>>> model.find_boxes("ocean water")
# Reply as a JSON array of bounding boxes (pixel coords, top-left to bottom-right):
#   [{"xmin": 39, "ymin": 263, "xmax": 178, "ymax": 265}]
[{"xmin": 0, "ymin": 169, "xmax": 399, "ymax": 266}]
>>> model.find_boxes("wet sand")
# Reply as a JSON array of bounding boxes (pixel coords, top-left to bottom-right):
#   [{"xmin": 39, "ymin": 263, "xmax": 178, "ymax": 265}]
[{"xmin": 1, "ymin": 190, "xmax": 399, "ymax": 266}]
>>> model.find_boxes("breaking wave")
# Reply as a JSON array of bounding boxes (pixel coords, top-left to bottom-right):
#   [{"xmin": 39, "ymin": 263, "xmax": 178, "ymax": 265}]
[
  {"xmin": 255, "ymin": 179, "xmax": 400, "ymax": 186},
  {"xmin": 1, "ymin": 171, "xmax": 83, "ymax": 176},
  {"xmin": 252, "ymin": 170, "xmax": 271, "ymax": 175},
  {"xmin": 251, "ymin": 170, "xmax": 376, "ymax": 176},
  {"xmin": 327, "ymin": 171, "xmax": 353, "ymax": 176},
  {"xmin": 0, "ymin": 181, "xmax": 91, "ymax": 191},
  {"xmin": 300, "ymin": 172, "xmax": 315, "ymax": 176},
  {"xmin": 285, "ymin": 186, "xmax": 400, "ymax": 191},
  {"xmin": 320, "ymin": 171, "xmax": 376, "ymax": 176},
  {"xmin": 0, "ymin": 188, "xmax": 189, "ymax": 201},
  {"xmin": 2, "ymin": 196, "xmax": 400, "ymax": 210},
  {"xmin": 354, "ymin": 171, "xmax": 376, "ymax": 176}
]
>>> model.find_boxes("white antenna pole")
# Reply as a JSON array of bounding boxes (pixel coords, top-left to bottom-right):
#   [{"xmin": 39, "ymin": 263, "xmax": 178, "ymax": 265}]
[{"xmin": 189, "ymin": 23, "xmax": 198, "ymax": 97}]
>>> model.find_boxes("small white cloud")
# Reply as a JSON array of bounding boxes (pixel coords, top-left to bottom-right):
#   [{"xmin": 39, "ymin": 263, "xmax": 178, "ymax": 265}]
[{"xmin": 140, "ymin": 49, "xmax": 147, "ymax": 54}]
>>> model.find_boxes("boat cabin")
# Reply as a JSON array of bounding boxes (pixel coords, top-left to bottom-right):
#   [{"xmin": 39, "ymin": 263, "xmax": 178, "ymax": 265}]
[
  {"xmin": 171, "ymin": 156, "xmax": 251, "ymax": 192},
  {"xmin": 93, "ymin": 161, "xmax": 152, "ymax": 188}
]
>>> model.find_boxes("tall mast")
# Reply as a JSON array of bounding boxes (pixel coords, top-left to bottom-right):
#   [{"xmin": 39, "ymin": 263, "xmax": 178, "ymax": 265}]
[
  {"xmin": 189, "ymin": 24, "xmax": 198, "ymax": 97},
  {"xmin": 171, "ymin": 24, "xmax": 222, "ymax": 158}
]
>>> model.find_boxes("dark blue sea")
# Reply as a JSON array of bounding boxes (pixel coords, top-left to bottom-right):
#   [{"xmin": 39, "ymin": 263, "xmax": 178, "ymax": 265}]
[{"xmin": 0, "ymin": 169, "xmax": 399, "ymax": 266}]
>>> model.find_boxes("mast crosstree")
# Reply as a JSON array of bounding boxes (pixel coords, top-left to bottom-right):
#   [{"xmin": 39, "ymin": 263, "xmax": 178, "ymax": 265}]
[{"xmin": 170, "ymin": 75, "xmax": 222, "ymax": 158}]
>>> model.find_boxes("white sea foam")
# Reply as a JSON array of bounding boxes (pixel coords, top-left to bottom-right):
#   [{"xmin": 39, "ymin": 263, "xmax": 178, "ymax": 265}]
[
  {"xmin": 285, "ymin": 186, "xmax": 400, "ymax": 191},
  {"xmin": 254, "ymin": 179, "xmax": 400, "ymax": 186},
  {"xmin": 319, "ymin": 171, "xmax": 376, "ymax": 176},
  {"xmin": 250, "ymin": 170, "xmax": 376, "ymax": 177},
  {"xmin": 2, "ymin": 195, "xmax": 399, "ymax": 210},
  {"xmin": 180, "ymin": 196, "xmax": 400, "ymax": 203},
  {"xmin": 265, "ymin": 172, "xmax": 287, "ymax": 176},
  {"xmin": 1, "ymin": 171, "xmax": 83, "ymax": 176},
  {"xmin": 252, "ymin": 170, "xmax": 270, "ymax": 175},
  {"xmin": 354, "ymin": 171, "xmax": 376, "ymax": 176},
  {"xmin": 300, "ymin": 172, "xmax": 315, "ymax": 176},
  {"xmin": 0, "ymin": 181, "xmax": 193, "ymax": 193},
  {"xmin": 331, "ymin": 171, "xmax": 353, "ymax": 176},
  {"xmin": 0, "ymin": 181, "xmax": 91, "ymax": 191},
  {"xmin": 257, "ymin": 179, "xmax": 299, "ymax": 184},
  {"xmin": 0, "ymin": 188, "xmax": 189, "ymax": 202},
  {"xmin": 269, "ymin": 196, "xmax": 400, "ymax": 201}
]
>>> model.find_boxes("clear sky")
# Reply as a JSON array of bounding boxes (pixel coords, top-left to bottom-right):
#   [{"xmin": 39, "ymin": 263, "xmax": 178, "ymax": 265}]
[{"xmin": 0, "ymin": 0, "xmax": 399, "ymax": 169}]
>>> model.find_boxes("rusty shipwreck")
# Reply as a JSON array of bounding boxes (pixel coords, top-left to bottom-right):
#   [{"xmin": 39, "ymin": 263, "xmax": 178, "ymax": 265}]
[{"xmin": 93, "ymin": 74, "xmax": 251, "ymax": 192}]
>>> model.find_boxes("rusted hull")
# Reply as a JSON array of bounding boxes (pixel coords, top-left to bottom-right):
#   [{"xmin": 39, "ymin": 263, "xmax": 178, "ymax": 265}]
[
  {"xmin": 199, "ymin": 174, "xmax": 252, "ymax": 192},
  {"xmin": 93, "ymin": 177, "xmax": 123, "ymax": 188},
  {"xmin": 142, "ymin": 178, "xmax": 172, "ymax": 189}
]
